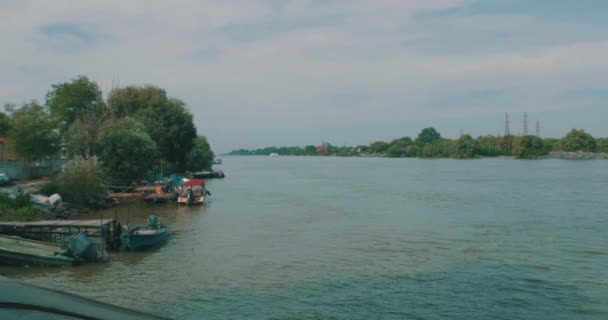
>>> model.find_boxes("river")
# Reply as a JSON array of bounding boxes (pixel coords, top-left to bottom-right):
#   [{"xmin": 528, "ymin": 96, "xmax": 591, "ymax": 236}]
[{"xmin": 1, "ymin": 156, "xmax": 607, "ymax": 319}]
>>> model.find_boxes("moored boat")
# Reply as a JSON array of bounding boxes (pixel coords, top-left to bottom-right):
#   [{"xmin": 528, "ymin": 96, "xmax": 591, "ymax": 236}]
[
  {"xmin": 177, "ymin": 179, "xmax": 209, "ymax": 205},
  {"xmin": 0, "ymin": 235, "xmax": 77, "ymax": 267},
  {"xmin": 121, "ymin": 216, "xmax": 169, "ymax": 250}
]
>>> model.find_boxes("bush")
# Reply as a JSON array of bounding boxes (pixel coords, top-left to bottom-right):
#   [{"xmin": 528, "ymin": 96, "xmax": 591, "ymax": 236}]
[
  {"xmin": 0, "ymin": 194, "xmax": 40, "ymax": 221},
  {"xmin": 560, "ymin": 129, "xmax": 596, "ymax": 152},
  {"xmin": 50, "ymin": 157, "xmax": 108, "ymax": 206},
  {"xmin": 513, "ymin": 135, "xmax": 547, "ymax": 159},
  {"xmin": 38, "ymin": 181, "xmax": 60, "ymax": 196}
]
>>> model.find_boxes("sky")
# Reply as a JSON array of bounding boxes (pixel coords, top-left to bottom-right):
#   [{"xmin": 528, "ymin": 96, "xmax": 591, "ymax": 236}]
[{"xmin": 1, "ymin": 0, "xmax": 607, "ymax": 153}]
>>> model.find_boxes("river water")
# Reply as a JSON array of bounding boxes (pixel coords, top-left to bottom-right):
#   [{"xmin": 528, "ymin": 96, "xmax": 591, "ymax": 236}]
[{"xmin": 1, "ymin": 157, "xmax": 607, "ymax": 319}]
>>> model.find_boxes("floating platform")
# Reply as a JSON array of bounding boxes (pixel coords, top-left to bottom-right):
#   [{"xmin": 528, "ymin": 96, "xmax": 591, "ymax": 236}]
[
  {"xmin": 0, "ymin": 219, "xmax": 120, "ymax": 250},
  {"xmin": 0, "ymin": 235, "xmax": 76, "ymax": 267}
]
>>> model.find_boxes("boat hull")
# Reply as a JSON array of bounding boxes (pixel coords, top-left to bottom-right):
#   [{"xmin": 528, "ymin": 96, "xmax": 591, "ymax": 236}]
[
  {"xmin": 122, "ymin": 227, "xmax": 169, "ymax": 250},
  {"xmin": 0, "ymin": 235, "xmax": 76, "ymax": 267},
  {"xmin": 177, "ymin": 196, "xmax": 204, "ymax": 205}
]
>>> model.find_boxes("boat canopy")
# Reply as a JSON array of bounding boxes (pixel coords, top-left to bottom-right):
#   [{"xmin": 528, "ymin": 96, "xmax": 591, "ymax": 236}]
[{"xmin": 183, "ymin": 179, "xmax": 205, "ymax": 187}]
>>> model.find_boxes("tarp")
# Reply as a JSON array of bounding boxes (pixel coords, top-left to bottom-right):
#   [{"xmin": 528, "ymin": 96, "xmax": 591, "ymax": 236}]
[{"xmin": 183, "ymin": 179, "xmax": 204, "ymax": 187}]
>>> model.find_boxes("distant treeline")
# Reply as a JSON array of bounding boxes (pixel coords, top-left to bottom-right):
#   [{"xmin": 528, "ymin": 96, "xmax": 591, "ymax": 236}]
[{"xmin": 228, "ymin": 127, "xmax": 608, "ymax": 159}]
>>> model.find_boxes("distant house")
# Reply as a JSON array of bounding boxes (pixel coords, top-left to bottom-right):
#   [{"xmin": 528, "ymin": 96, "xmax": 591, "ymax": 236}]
[{"xmin": 317, "ymin": 145, "xmax": 328, "ymax": 153}]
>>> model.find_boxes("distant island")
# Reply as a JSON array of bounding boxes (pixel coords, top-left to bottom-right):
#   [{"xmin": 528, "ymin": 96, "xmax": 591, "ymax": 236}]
[{"xmin": 228, "ymin": 127, "xmax": 608, "ymax": 160}]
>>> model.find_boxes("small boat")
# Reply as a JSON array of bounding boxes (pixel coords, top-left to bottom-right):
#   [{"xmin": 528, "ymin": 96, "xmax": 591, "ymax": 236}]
[
  {"xmin": 121, "ymin": 216, "xmax": 169, "ymax": 250},
  {"xmin": 190, "ymin": 170, "xmax": 225, "ymax": 179},
  {"xmin": 0, "ymin": 235, "xmax": 77, "ymax": 267},
  {"xmin": 269, "ymin": 153, "xmax": 279, "ymax": 157},
  {"xmin": 213, "ymin": 157, "xmax": 222, "ymax": 165},
  {"xmin": 177, "ymin": 179, "xmax": 209, "ymax": 205}
]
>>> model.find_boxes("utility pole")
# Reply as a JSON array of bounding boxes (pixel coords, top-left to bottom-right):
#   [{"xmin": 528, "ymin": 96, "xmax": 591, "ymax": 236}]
[
  {"xmin": 523, "ymin": 112, "xmax": 528, "ymax": 136},
  {"xmin": 504, "ymin": 113, "xmax": 510, "ymax": 136},
  {"xmin": 536, "ymin": 120, "xmax": 540, "ymax": 137}
]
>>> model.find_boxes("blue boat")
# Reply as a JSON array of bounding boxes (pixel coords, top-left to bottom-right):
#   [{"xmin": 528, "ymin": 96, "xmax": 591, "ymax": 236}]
[{"xmin": 121, "ymin": 216, "xmax": 169, "ymax": 250}]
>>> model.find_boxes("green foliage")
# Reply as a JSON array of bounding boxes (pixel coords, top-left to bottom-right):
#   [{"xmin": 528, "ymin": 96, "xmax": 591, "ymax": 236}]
[
  {"xmin": 186, "ymin": 136, "xmax": 214, "ymax": 172},
  {"xmin": 65, "ymin": 106, "xmax": 110, "ymax": 157},
  {"xmin": 595, "ymin": 138, "xmax": 608, "ymax": 153},
  {"xmin": 108, "ymin": 86, "xmax": 197, "ymax": 171},
  {"xmin": 108, "ymin": 85, "xmax": 168, "ymax": 117},
  {"xmin": 46, "ymin": 75, "xmax": 105, "ymax": 134},
  {"xmin": 0, "ymin": 111, "xmax": 11, "ymax": 136},
  {"xmin": 369, "ymin": 141, "xmax": 390, "ymax": 154},
  {"xmin": 38, "ymin": 181, "xmax": 60, "ymax": 196},
  {"xmin": 513, "ymin": 135, "xmax": 547, "ymax": 159},
  {"xmin": 451, "ymin": 134, "xmax": 479, "ymax": 159},
  {"xmin": 8, "ymin": 102, "xmax": 60, "ymax": 160},
  {"xmin": 476, "ymin": 135, "xmax": 511, "ymax": 157},
  {"xmin": 420, "ymin": 140, "xmax": 452, "ymax": 158},
  {"xmin": 560, "ymin": 129, "xmax": 596, "ymax": 152},
  {"xmin": 0, "ymin": 195, "xmax": 40, "ymax": 222},
  {"xmin": 97, "ymin": 118, "xmax": 160, "ymax": 181},
  {"xmin": 416, "ymin": 127, "xmax": 442, "ymax": 145},
  {"xmin": 49, "ymin": 157, "xmax": 108, "ymax": 206},
  {"xmin": 386, "ymin": 137, "xmax": 417, "ymax": 158}
]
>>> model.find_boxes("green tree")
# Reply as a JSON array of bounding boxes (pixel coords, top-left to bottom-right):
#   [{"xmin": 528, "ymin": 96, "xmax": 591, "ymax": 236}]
[
  {"xmin": 65, "ymin": 106, "xmax": 110, "ymax": 157},
  {"xmin": 0, "ymin": 111, "xmax": 11, "ymax": 136},
  {"xmin": 476, "ymin": 135, "xmax": 509, "ymax": 156},
  {"xmin": 8, "ymin": 102, "xmax": 60, "ymax": 161},
  {"xmin": 596, "ymin": 138, "xmax": 608, "ymax": 153},
  {"xmin": 416, "ymin": 127, "xmax": 442, "ymax": 145},
  {"xmin": 185, "ymin": 136, "xmax": 214, "ymax": 172},
  {"xmin": 46, "ymin": 76, "xmax": 105, "ymax": 134},
  {"xmin": 386, "ymin": 137, "xmax": 417, "ymax": 157},
  {"xmin": 370, "ymin": 141, "xmax": 390, "ymax": 154},
  {"xmin": 513, "ymin": 135, "xmax": 547, "ymax": 159},
  {"xmin": 543, "ymin": 138, "xmax": 560, "ymax": 152},
  {"xmin": 107, "ymin": 85, "xmax": 168, "ymax": 117},
  {"xmin": 108, "ymin": 86, "xmax": 197, "ymax": 170},
  {"xmin": 304, "ymin": 145, "xmax": 317, "ymax": 155},
  {"xmin": 560, "ymin": 129, "xmax": 596, "ymax": 152},
  {"xmin": 451, "ymin": 134, "xmax": 479, "ymax": 159},
  {"xmin": 97, "ymin": 118, "xmax": 160, "ymax": 181},
  {"xmin": 420, "ymin": 140, "xmax": 452, "ymax": 158}
]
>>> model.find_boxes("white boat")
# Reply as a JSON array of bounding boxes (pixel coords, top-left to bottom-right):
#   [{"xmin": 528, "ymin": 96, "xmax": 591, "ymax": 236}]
[{"xmin": 269, "ymin": 153, "xmax": 279, "ymax": 157}]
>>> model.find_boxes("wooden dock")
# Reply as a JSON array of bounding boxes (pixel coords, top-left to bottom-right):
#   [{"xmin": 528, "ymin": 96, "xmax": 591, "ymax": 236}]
[{"xmin": 0, "ymin": 219, "xmax": 120, "ymax": 250}]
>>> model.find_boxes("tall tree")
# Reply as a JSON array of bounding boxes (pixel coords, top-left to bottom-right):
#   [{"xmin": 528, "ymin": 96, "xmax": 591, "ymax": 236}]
[
  {"xmin": 513, "ymin": 135, "xmax": 547, "ymax": 159},
  {"xmin": 0, "ymin": 111, "xmax": 11, "ymax": 136},
  {"xmin": 8, "ymin": 102, "xmax": 60, "ymax": 161},
  {"xmin": 97, "ymin": 118, "xmax": 159, "ymax": 181},
  {"xmin": 560, "ymin": 129, "xmax": 596, "ymax": 152},
  {"xmin": 451, "ymin": 134, "xmax": 479, "ymax": 159},
  {"xmin": 107, "ymin": 85, "xmax": 168, "ymax": 117},
  {"xmin": 65, "ymin": 106, "xmax": 110, "ymax": 157},
  {"xmin": 108, "ymin": 85, "xmax": 197, "ymax": 170},
  {"xmin": 416, "ymin": 127, "xmax": 442, "ymax": 145},
  {"xmin": 46, "ymin": 76, "xmax": 105, "ymax": 134},
  {"xmin": 185, "ymin": 136, "xmax": 214, "ymax": 172}
]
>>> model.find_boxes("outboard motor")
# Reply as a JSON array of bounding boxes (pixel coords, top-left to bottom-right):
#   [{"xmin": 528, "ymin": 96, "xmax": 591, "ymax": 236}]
[
  {"xmin": 187, "ymin": 189, "xmax": 194, "ymax": 205},
  {"xmin": 148, "ymin": 215, "xmax": 159, "ymax": 227},
  {"xmin": 65, "ymin": 233, "xmax": 98, "ymax": 262}
]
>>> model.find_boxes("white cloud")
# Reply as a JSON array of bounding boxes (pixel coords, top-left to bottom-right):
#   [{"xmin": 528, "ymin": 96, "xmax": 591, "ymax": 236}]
[{"xmin": 0, "ymin": 0, "xmax": 606, "ymax": 150}]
